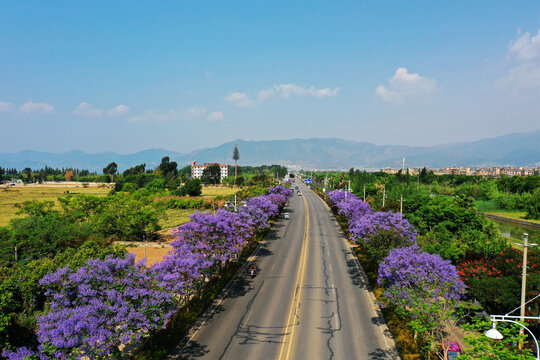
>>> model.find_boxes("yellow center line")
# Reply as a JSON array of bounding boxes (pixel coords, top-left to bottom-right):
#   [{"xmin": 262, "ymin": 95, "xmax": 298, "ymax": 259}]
[{"xmin": 278, "ymin": 191, "xmax": 310, "ymax": 360}]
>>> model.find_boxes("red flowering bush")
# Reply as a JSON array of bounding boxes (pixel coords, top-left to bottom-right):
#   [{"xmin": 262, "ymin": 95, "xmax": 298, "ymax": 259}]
[{"xmin": 458, "ymin": 247, "xmax": 540, "ymax": 317}]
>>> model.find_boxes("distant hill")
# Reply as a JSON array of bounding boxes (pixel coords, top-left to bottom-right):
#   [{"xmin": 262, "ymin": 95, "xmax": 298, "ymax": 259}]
[{"xmin": 0, "ymin": 130, "xmax": 538, "ymax": 172}]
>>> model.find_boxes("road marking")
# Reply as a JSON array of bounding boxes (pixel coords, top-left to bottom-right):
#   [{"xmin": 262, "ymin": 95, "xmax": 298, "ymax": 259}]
[{"xmin": 278, "ymin": 192, "xmax": 310, "ymax": 360}]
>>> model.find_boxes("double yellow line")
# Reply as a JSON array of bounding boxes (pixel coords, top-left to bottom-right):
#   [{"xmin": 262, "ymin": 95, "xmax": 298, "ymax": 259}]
[{"xmin": 278, "ymin": 193, "xmax": 310, "ymax": 360}]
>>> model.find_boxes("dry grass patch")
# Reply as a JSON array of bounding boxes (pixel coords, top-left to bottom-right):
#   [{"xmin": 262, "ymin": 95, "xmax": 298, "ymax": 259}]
[
  {"xmin": 0, "ymin": 185, "xmax": 110, "ymax": 226},
  {"xmin": 201, "ymin": 186, "xmax": 239, "ymax": 198},
  {"xmin": 127, "ymin": 244, "xmax": 172, "ymax": 266}
]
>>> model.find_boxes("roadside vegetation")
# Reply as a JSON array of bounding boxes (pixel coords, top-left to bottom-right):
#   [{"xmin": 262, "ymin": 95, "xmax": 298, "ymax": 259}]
[
  {"xmin": 0, "ymin": 157, "xmax": 290, "ymax": 359},
  {"xmin": 312, "ymin": 169, "xmax": 539, "ymax": 359}
]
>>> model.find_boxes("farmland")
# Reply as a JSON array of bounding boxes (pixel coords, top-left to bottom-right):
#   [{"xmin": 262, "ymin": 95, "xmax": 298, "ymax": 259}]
[
  {"xmin": 0, "ymin": 184, "xmax": 110, "ymax": 226},
  {"xmin": 0, "ymin": 184, "xmax": 240, "ymax": 227}
]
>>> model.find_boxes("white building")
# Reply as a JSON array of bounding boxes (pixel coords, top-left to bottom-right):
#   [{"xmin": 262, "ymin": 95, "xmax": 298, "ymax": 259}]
[{"xmin": 191, "ymin": 161, "xmax": 229, "ymax": 181}]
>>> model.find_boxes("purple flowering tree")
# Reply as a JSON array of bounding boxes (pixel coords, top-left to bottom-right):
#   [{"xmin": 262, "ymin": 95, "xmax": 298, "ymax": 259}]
[
  {"xmin": 151, "ymin": 242, "xmax": 213, "ymax": 301},
  {"xmin": 12, "ymin": 254, "xmax": 177, "ymax": 360},
  {"xmin": 378, "ymin": 245, "xmax": 466, "ymax": 357},
  {"xmin": 269, "ymin": 185, "xmax": 293, "ymax": 199},
  {"xmin": 327, "ymin": 190, "xmax": 372, "ymax": 219},
  {"xmin": 348, "ymin": 211, "xmax": 417, "ymax": 262},
  {"xmin": 246, "ymin": 196, "xmax": 279, "ymax": 219},
  {"xmin": 172, "ymin": 209, "xmax": 254, "ymax": 263}
]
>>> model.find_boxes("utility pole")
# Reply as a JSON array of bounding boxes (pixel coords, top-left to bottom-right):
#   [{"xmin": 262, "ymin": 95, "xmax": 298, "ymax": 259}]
[
  {"xmin": 382, "ymin": 185, "xmax": 386, "ymax": 208},
  {"xmin": 14, "ymin": 246, "xmax": 17, "ymax": 262},
  {"xmin": 517, "ymin": 233, "xmax": 537, "ymax": 349},
  {"xmin": 400, "ymin": 195, "xmax": 403, "ymax": 214}
]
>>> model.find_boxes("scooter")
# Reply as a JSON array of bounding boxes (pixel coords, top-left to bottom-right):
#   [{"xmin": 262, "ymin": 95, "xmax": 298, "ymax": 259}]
[{"xmin": 249, "ymin": 265, "xmax": 256, "ymax": 278}]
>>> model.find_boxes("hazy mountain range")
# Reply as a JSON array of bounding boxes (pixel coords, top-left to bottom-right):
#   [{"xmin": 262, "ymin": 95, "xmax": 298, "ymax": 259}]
[{"xmin": 1, "ymin": 130, "xmax": 538, "ymax": 172}]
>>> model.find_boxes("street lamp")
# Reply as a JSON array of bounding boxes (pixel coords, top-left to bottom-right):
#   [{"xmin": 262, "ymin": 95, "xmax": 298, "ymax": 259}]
[
  {"xmin": 225, "ymin": 194, "xmax": 245, "ymax": 212},
  {"xmin": 485, "ymin": 292, "xmax": 540, "ymax": 360}
]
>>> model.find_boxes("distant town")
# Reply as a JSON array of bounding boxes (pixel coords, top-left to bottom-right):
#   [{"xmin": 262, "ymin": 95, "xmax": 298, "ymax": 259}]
[{"xmin": 381, "ymin": 165, "xmax": 539, "ymax": 177}]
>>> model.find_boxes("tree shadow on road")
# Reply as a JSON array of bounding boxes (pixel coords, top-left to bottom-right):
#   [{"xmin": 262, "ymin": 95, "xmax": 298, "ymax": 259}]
[
  {"xmin": 368, "ymin": 348, "xmax": 400, "ymax": 360},
  {"xmin": 226, "ymin": 273, "xmax": 254, "ymax": 299},
  {"xmin": 174, "ymin": 340, "xmax": 209, "ymax": 359},
  {"xmin": 344, "ymin": 252, "xmax": 369, "ymax": 289}
]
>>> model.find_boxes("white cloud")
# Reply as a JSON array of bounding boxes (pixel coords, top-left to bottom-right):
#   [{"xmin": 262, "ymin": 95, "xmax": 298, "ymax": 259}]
[
  {"xmin": 502, "ymin": 29, "xmax": 540, "ymax": 89},
  {"xmin": 509, "ymin": 29, "xmax": 540, "ymax": 62},
  {"xmin": 207, "ymin": 111, "xmax": 224, "ymax": 122},
  {"xmin": 0, "ymin": 101, "xmax": 14, "ymax": 113},
  {"xmin": 127, "ymin": 107, "xmax": 208, "ymax": 122},
  {"xmin": 19, "ymin": 101, "xmax": 55, "ymax": 115},
  {"xmin": 375, "ymin": 68, "xmax": 437, "ymax": 103},
  {"xmin": 74, "ymin": 102, "xmax": 103, "ymax": 118},
  {"xmin": 228, "ymin": 83, "xmax": 339, "ymax": 107},
  {"xmin": 268, "ymin": 84, "xmax": 339, "ymax": 99},
  {"xmin": 106, "ymin": 104, "xmax": 130, "ymax": 118},
  {"xmin": 225, "ymin": 92, "xmax": 256, "ymax": 107}
]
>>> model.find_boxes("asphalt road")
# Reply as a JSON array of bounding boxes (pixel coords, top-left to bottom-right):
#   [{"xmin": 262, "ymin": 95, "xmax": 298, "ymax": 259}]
[{"xmin": 168, "ymin": 179, "xmax": 399, "ymax": 360}]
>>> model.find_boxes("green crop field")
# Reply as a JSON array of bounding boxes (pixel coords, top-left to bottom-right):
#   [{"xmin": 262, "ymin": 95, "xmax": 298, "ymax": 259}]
[
  {"xmin": 0, "ymin": 185, "xmax": 110, "ymax": 226},
  {"xmin": 159, "ymin": 208, "xmax": 197, "ymax": 231}
]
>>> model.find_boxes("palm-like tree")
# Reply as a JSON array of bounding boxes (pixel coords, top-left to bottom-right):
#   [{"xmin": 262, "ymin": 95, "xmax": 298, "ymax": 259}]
[{"xmin": 233, "ymin": 144, "xmax": 239, "ymax": 185}]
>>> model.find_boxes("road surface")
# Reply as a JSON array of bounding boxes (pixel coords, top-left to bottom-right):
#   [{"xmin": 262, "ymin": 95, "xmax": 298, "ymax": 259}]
[{"xmin": 168, "ymin": 180, "xmax": 399, "ymax": 360}]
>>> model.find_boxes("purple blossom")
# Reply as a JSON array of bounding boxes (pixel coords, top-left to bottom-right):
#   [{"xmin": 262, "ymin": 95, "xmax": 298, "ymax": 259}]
[
  {"xmin": 327, "ymin": 190, "xmax": 372, "ymax": 219},
  {"xmin": 348, "ymin": 211, "xmax": 417, "ymax": 245},
  {"xmin": 378, "ymin": 244, "xmax": 466, "ymax": 307},
  {"xmin": 2, "ymin": 347, "xmax": 39, "ymax": 360},
  {"xmin": 171, "ymin": 209, "xmax": 255, "ymax": 262},
  {"xmin": 269, "ymin": 185, "xmax": 293, "ymax": 199},
  {"xmin": 246, "ymin": 195, "xmax": 279, "ymax": 219},
  {"xmin": 28, "ymin": 254, "xmax": 177, "ymax": 359}
]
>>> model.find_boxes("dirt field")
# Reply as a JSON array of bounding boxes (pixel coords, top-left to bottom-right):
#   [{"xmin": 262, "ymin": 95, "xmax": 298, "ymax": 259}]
[{"xmin": 126, "ymin": 243, "xmax": 172, "ymax": 266}]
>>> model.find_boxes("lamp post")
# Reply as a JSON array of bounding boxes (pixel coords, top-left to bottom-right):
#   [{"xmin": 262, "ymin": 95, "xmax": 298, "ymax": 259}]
[{"xmin": 485, "ymin": 292, "xmax": 540, "ymax": 359}]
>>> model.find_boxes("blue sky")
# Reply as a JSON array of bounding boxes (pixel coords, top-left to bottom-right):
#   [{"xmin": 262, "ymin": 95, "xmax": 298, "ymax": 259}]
[{"xmin": 1, "ymin": 1, "xmax": 539, "ymax": 154}]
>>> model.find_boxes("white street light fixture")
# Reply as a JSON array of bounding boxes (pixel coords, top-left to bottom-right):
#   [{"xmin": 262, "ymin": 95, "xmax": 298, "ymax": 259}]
[{"xmin": 484, "ymin": 323, "xmax": 503, "ymax": 340}]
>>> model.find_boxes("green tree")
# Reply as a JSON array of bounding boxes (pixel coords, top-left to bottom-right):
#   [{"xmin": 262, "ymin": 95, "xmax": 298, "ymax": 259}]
[
  {"xmin": 182, "ymin": 178, "xmax": 202, "ymax": 196},
  {"xmin": 233, "ymin": 144, "xmax": 239, "ymax": 185},
  {"xmin": 123, "ymin": 163, "xmax": 146, "ymax": 175},
  {"xmin": 158, "ymin": 156, "xmax": 178, "ymax": 178},
  {"xmin": 201, "ymin": 164, "xmax": 221, "ymax": 185},
  {"xmin": 525, "ymin": 188, "xmax": 540, "ymax": 219},
  {"xmin": 22, "ymin": 167, "xmax": 32, "ymax": 183},
  {"xmin": 103, "ymin": 162, "xmax": 118, "ymax": 183}
]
